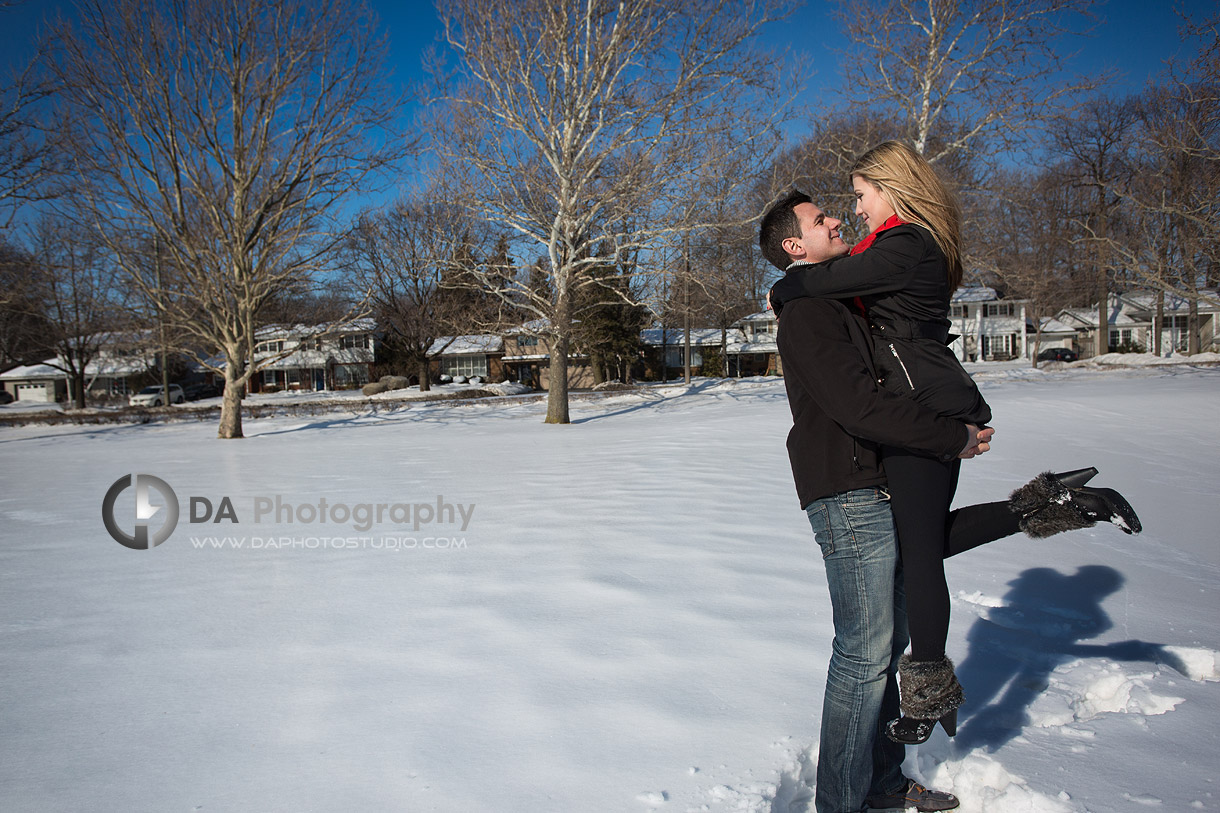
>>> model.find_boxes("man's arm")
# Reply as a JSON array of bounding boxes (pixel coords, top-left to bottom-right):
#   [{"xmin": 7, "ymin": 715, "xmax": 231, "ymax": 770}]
[
  {"xmin": 769, "ymin": 226, "xmax": 926, "ymax": 310},
  {"xmin": 778, "ymin": 298, "xmax": 969, "ymax": 461}
]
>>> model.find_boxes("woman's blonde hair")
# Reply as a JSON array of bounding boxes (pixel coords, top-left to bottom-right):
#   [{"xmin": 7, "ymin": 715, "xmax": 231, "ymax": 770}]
[{"xmin": 850, "ymin": 141, "xmax": 963, "ymax": 289}]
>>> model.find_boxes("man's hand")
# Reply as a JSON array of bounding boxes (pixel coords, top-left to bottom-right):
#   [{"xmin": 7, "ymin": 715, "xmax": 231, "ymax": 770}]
[{"xmin": 959, "ymin": 424, "xmax": 994, "ymax": 459}]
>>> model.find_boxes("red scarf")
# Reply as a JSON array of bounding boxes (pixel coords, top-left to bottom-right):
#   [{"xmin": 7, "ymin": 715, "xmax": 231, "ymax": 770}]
[
  {"xmin": 849, "ymin": 214, "xmax": 907, "ymax": 256},
  {"xmin": 847, "ymin": 214, "xmax": 907, "ymax": 315}
]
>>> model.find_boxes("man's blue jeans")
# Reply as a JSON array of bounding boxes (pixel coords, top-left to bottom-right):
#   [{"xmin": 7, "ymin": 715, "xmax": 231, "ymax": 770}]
[{"xmin": 805, "ymin": 487, "xmax": 909, "ymax": 813}]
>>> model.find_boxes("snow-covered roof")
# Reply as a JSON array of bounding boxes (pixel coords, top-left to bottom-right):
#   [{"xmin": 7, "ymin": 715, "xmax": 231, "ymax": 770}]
[
  {"xmin": 1057, "ymin": 308, "xmax": 1144, "ymax": 328},
  {"xmin": 0, "ymin": 352, "xmax": 155, "ymax": 380},
  {"xmin": 255, "ymin": 318, "xmax": 378, "ymax": 340},
  {"xmin": 736, "ymin": 311, "xmax": 776, "ymax": 324},
  {"xmin": 952, "ymin": 286, "xmax": 998, "ymax": 303},
  {"xmin": 428, "ymin": 335, "xmax": 504, "ymax": 356},
  {"xmin": 1036, "ymin": 317, "xmax": 1078, "ymax": 335},
  {"xmin": 0, "ymin": 361, "xmax": 63, "ymax": 380},
  {"xmin": 639, "ymin": 328, "xmax": 748, "ymax": 347},
  {"xmin": 1119, "ymin": 290, "xmax": 1220, "ymax": 315}
]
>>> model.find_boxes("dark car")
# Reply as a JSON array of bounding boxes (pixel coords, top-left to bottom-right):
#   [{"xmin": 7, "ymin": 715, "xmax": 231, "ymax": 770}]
[
  {"xmin": 1037, "ymin": 347, "xmax": 1078, "ymax": 363},
  {"xmin": 183, "ymin": 382, "xmax": 222, "ymax": 401}
]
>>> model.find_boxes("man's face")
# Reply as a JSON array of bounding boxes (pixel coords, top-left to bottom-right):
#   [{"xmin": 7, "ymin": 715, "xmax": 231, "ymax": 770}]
[{"xmin": 784, "ymin": 202, "xmax": 848, "ymax": 264}]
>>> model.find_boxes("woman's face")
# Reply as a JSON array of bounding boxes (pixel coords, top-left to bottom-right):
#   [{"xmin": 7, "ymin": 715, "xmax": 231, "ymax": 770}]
[{"xmin": 852, "ymin": 175, "xmax": 896, "ymax": 233}]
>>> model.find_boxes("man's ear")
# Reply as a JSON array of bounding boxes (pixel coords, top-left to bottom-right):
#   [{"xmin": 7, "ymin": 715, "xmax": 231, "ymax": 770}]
[{"xmin": 782, "ymin": 235, "xmax": 802, "ymax": 257}]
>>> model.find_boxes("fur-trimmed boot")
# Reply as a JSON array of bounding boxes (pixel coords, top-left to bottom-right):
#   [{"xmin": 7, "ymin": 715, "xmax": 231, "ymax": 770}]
[
  {"xmin": 886, "ymin": 654, "xmax": 964, "ymax": 745},
  {"xmin": 1010, "ymin": 471, "xmax": 1142, "ymax": 538}
]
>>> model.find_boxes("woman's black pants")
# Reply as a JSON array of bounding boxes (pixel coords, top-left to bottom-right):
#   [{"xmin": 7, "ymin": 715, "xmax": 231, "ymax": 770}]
[{"xmin": 882, "ymin": 448, "xmax": 1023, "ymax": 662}]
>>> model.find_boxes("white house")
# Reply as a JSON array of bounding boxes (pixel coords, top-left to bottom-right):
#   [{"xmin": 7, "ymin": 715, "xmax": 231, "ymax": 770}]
[
  {"xmin": 948, "ymin": 286, "xmax": 1031, "ymax": 362},
  {"xmin": 247, "ymin": 319, "xmax": 379, "ymax": 393},
  {"xmin": 0, "ymin": 333, "xmax": 157, "ymax": 402}
]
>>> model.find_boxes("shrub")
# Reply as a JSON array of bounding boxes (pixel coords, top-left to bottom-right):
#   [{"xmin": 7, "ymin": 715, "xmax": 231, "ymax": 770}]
[
  {"xmin": 379, "ymin": 375, "xmax": 411, "ymax": 390},
  {"xmin": 362, "ymin": 381, "xmax": 389, "ymax": 396}
]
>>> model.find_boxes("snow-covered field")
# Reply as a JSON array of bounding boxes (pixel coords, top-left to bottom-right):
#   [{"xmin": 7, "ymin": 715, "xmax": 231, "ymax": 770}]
[{"xmin": 1, "ymin": 365, "xmax": 1217, "ymax": 813}]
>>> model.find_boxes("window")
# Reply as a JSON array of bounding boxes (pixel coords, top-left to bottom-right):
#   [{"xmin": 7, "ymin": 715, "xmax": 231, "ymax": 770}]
[
  {"xmin": 334, "ymin": 364, "xmax": 369, "ymax": 387},
  {"xmin": 1109, "ymin": 329, "xmax": 1134, "ymax": 345},
  {"xmin": 984, "ymin": 303, "xmax": 1015, "ymax": 317},
  {"xmin": 286, "ymin": 368, "xmax": 301, "ymax": 388},
  {"xmin": 339, "ymin": 334, "xmax": 369, "ymax": 350},
  {"xmin": 442, "ymin": 355, "xmax": 488, "ymax": 377},
  {"xmin": 516, "ymin": 335, "xmax": 539, "ymax": 348},
  {"xmin": 256, "ymin": 340, "xmax": 284, "ymax": 354},
  {"xmin": 981, "ymin": 334, "xmax": 1016, "ymax": 359},
  {"xmin": 262, "ymin": 369, "xmax": 278, "ymax": 387},
  {"xmin": 950, "ymin": 304, "xmax": 967, "ymax": 318},
  {"xmin": 665, "ymin": 346, "xmax": 702, "ymax": 368}
]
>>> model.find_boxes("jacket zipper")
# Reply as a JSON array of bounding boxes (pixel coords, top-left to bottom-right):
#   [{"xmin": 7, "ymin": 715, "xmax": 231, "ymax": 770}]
[{"xmin": 888, "ymin": 343, "xmax": 915, "ymax": 391}]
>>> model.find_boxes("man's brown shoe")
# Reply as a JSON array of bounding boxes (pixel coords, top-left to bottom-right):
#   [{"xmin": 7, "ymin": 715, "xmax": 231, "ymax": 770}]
[{"xmin": 865, "ymin": 779, "xmax": 960, "ymax": 811}]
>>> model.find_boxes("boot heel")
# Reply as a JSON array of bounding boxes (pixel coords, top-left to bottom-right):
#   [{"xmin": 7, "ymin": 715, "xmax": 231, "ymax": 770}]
[
  {"xmin": 938, "ymin": 708, "xmax": 958, "ymax": 737},
  {"xmin": 1054, "ymin": 467, "xmax": 1098, "ymax": 488}
]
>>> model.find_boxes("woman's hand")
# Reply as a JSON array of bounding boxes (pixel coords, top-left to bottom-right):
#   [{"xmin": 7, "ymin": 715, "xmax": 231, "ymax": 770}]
[{"xmin": 959, "ymin": 425, "xmax": 994, "ymax": 459}]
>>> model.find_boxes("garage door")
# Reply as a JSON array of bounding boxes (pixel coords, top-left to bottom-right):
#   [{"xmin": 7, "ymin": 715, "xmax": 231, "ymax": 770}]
[{"xmin": 16, "ymin": 383, "xmax": 50, "ymax": 402}]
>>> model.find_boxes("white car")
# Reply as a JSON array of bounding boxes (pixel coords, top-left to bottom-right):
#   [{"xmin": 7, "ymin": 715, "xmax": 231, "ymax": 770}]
[{"xmin": 129, "ymin": 384, "xmax": 185, "ymax": 407}]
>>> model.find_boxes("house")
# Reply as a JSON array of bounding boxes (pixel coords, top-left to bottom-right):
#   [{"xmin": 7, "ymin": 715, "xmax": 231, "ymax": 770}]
[
  {"xmin": 0, "ymin": 333, "xmax": 158, "ymax": 402},
  {"xmin": 948, "ymin": 286, "xmax": 1031, "ymax": 362},
  {"xmin": 1056, "ymin": 296, "xmax": 1151, "ymax": 358},
  {"xmin": 1115, "ymin": 291, "xmax": 1218, "ymax": 353},
  {"xmin": 730, "ymin": 311, "xmax": 781, "ymax": 376},
  {"xmin": 246, "ymin": 319, "xmax": 378, "ymax": 393},
  {"xmin": 427, "ymin": 334, "xmax": 505, "ymax": 382},
  {"xmin": 0, "ymin": 361, "xmax": 69, "ymax": 403},
  {"xmin": 639, "ymin": 327, "xmax": 743, "ymax": 376},
  {"xmin": 499, "ymin": 322, "xmax": 593, "ymax": 391}
]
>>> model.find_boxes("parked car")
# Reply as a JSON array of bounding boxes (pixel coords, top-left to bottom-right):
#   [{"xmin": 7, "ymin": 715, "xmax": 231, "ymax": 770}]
[
  {"xmin": 1037, "ymin": 347, "xmax": 1079, "ymax": 363},
  {"xmin": 129, "ymin": 384, "xmax": 185, "ymax": 406},
  {"xmin": 183, "ymin": 382, "xmax": 222, "ymax": 401}
]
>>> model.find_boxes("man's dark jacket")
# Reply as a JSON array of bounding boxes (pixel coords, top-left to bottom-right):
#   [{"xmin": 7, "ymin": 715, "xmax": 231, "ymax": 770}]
[{"xmin": 777, "ymin": 296, "xmax": 968, "ymax": 509}]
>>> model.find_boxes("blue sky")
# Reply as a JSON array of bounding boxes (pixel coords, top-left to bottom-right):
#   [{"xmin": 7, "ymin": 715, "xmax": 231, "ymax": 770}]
[{"xmin": 6, "ymin": 0, "xmax": 1210, "ymax": 100}]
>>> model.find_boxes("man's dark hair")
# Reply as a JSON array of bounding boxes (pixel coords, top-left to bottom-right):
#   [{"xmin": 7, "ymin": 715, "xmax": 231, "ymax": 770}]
[{"xmin": 759, "ymin": 189, "xmax": 812, "ymax": 271}]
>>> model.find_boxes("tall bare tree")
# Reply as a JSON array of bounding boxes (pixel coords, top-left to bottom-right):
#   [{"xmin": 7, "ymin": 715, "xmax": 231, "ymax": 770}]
[
  {"xmin": 23, "ymin": 216, "xmax": 128, "ymax": 408},
  {"xmin": 429, "ymin": 0, "xmax": 793, "ymax": 423},
  {"xmin": 832, "ymin": 0, "xmax": 1098, "ymax": 165},
  {"xmin": 50, "ymin": 0, "xmax": 408, "ymax": 437},
  {"xmin": 1099, "ymin": 14, "xmax": 1219, "ymax": 354},
  {"xmin": 344, "ymin": 195, "xmax": 505, "ymax": 391},
  {"xmin": 0, "ymin": 4, "xmax": 56, "ymax": 243},
  {"xmin": 1050, "ymin": 95, "xmax": 1137, "ymax": 356},
  {"xmin": 974, "ymin": 166, "xmax": 1094, "ymax": 366}
]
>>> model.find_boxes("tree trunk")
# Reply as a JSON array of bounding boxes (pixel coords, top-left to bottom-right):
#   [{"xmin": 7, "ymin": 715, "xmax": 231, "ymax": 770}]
[
  {"xmin": 1096, "ymin": 268, "xmax": 1108, "ymax": 357},
  {"xmin": 418, "ymin": 358, "xmax": 431, "ymax": 392},
  {"xmin": 72, "ymin": 371, "xmax": 86, "ymax": 410},
  {"xmin": 218, "ymin": 353, "xmax": 245, "ymax": 439},
  {"xmin": 590, "ymin": 352, "xmax": 606, "ymax": 386},
  {"xmin": 544, "ymin": 332, "xmax": 570, "ymax": 424},
  {"xmin": 1154, "ymin": 290, "xmax": 1164, "ymax": 356},
  {"xmin": 1189, "ymin": 298, "xmax": 1200, "ymax": 355}
]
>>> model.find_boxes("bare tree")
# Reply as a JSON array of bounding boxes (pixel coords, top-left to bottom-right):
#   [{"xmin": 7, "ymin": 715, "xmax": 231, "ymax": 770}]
[
  {"xmin": 0, "ymin": 4, "xmax": 55, "ymax": 242},
  {"xmin": 23, "ymin": 217, "xmax": 129, "ymax": 408},
  {"xmin": 832, "ymin": 0, "xmax": 1098, "ymax": 165},
  {"xmin": 49, "ymin": 0, "xmax": 408, "ymax": 437},
  {"xmin": 1048, "ymin": 95, "xmax": 1138, "ymax": 356},
  {"xmin": 428, "ymin": 0, "xmax": 793, "ymax": 423},
  {"xmin": 0, "ymin": 242, "xmax": 52, "ymax": 368},
  {"xmin": 1096, "ymin": 14, "xmax": 1219, "ymax": 354},
  {"xmin": 344, "ymin": 195, "xmax": 503, "ymax": 391},
  {"xmin": 974, "ymin": 166, "xmax": 1093, "ymax": 366}
]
